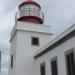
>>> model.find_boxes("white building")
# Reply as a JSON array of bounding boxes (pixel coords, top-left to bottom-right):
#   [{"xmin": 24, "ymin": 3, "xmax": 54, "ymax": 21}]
[
  {"xmin": 9, "ymin": 0, "xmax": 75, "ymax": 75},
  {"xmin": 34, "ymin": 25, "xmax": 75, "ymax": 75}
]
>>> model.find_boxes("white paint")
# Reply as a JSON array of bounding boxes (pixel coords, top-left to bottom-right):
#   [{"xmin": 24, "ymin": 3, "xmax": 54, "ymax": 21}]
[
  {"xmin": 9, "ymin": 21, "xmax": 52, "ymax": 75},
  {"xmin": 35, "ymin": 25, "xmax": 75, "ymax": 75},
  {"xmin": 9, "ymin": 21, "xmax": 75, "ymax": 75}
]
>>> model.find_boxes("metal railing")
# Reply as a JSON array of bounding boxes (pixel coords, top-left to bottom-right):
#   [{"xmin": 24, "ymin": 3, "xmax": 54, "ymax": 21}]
[{"xmin": 15, "ymin": 9, "xmax": 44, "ymax": 21}]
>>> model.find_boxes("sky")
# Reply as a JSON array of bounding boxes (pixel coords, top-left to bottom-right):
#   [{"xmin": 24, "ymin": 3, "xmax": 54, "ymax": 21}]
[{"xmin": 0, "ymin": 0, "xmax": 75, "ymax": 75}]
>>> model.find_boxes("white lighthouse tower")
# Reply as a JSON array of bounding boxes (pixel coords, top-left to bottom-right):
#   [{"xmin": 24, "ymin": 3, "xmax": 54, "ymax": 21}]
[{"xmin": 9, "ymin": 0, "xmax": 52, "ymax": 75}]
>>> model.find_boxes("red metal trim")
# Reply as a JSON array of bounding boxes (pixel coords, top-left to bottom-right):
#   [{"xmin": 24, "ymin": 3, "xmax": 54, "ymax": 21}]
[{"xmin": 17, "ymin": 16, "xmax": 43, "ymax": 24}]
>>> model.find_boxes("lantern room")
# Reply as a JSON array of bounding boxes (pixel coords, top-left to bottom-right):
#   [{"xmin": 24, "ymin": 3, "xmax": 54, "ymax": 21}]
[{"xmin": 17, "ymin": 0, "xmax": 44, "ymax": 24}]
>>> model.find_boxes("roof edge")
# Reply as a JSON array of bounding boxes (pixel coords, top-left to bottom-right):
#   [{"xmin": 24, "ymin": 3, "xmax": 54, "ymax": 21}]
[{"xmin": 34, "ymin": 25, "xmax": 75, "ymax": 59}]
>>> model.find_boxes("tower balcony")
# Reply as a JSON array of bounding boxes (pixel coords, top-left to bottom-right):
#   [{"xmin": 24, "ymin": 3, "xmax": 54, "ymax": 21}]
[{"xmin": 16, "ymin": 9, "xmax": 44, "ymax": 24}]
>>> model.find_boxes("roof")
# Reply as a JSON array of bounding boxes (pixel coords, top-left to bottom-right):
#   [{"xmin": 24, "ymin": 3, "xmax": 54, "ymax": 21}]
[
  {"xmin": 19, "ymin": 1, "xmax": 41, "ymax": 9},
  {"xmin": 34, "ymin": 24, "xmax": 75, "ymax": 59}
]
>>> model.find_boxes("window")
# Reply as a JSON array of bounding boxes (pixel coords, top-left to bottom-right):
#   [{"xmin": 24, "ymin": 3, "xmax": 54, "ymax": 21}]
[
  {"xmin": 0, "ymin": 51, "xmax": 1, "ymax": 72},
  {"xmin": 51, "ymin": 57, "xmax": 58, "ymax": 75},
  {"xmin": 40, "ymin": 63, "xmax": 46, "ymax": 75},
  {"xmin": 66, "ymin": 51, "xmax": 75, "ymax": 75},
  {"xmin": 11, "ymin": 54, "xmax": 13, "ymax": 69},
  {"xmin": 31, "ymin": 37, "xmax": 39, "ymax": 45}
]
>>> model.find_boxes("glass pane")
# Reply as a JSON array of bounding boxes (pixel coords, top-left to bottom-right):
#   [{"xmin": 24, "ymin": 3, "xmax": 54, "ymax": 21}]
[
  {"xmin": 51, "ymin": 59, "xmax": 58, "ymax": 75},
  {"xmin": 40, "ymin": 63, "xmax": 45, "ymax": 75},
  {"xmin": 66, "ymin": 52, "xmax": 75, "ymax": 75}
]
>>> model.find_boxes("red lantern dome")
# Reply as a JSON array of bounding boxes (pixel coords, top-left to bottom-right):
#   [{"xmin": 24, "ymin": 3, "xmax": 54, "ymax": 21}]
[{"xmin": 17, "ymin": 0, "xmax": 44, "ymax": 24}]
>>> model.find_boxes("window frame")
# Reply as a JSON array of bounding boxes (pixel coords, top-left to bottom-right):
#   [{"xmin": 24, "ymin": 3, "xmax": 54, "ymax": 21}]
[
  {"xmin": 51, "ymin": 56, "xmax": 58, "ymax": 75},
  {"xmin": 11, "ymin": 54, "xmax": 13, "ymax": 69},
  {"xmin": 31, "ymin": 36, "xmax": 39, "ymax": 46},
  {"xmin": 65, "ymin": 48, "xmax": 75, "ymax": 75},
  {"xmin": 40, "ymin": 62, "xmax": 46, "ymax": 75}
]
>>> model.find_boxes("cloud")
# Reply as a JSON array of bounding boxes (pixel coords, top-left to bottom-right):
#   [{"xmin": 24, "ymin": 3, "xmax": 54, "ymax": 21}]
[
  {"xmin": 0, "ymin": 3, "xmax": 17, "ymax": 74},
  {"xmin": 0, "ymin": 10, "xmax": 16, "ymax": 53}
]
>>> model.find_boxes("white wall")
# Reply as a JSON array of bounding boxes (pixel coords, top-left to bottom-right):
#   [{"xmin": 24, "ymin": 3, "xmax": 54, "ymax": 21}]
[
  {"xmin": 8, "ymin": 31, "xmax": 17, "ymax": 75},
  {"xmin": 15, "ymin": 30, "xmax": 51, "ymax": 75},
  {"xmin": 35, "ymin": 36, "xmax": 75, "ymax": 75},
  {"xmin": 9, "ymin": 21, "xmax": 52, "ymax": 75}
]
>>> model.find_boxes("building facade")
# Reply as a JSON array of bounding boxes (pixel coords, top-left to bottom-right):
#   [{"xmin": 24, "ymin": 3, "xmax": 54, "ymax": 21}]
[
  {"xmin": 34, "ymin": 25, "xmax": 75, "ymax": 75},
  {"xmin": 9, "ymin": 0, "xmax": 75, "ymax": 75},
  {"xmin": 9, "ymin": 0, "xmax": 52, "ymax": 75}
]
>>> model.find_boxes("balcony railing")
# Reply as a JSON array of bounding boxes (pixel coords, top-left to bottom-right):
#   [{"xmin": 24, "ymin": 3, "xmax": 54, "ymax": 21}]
[{"xmin": 15, "ymin": 9, "xmax": 44, "ymax": 22}]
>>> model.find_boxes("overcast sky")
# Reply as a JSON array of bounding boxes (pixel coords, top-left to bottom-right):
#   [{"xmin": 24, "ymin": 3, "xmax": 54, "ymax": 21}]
[{"xmin": 1, "ymin": 0, "xmax": 75, "ymax": 75}]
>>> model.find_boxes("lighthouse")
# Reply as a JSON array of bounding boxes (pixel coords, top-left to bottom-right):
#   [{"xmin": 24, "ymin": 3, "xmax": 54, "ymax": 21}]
[
  {"xmin": 9, "ymin": 0, "xmax": 52, "ymax": 75},
  {"xmin": 17, "ymin": 0, "xmax": 44, "ymax": 24}
]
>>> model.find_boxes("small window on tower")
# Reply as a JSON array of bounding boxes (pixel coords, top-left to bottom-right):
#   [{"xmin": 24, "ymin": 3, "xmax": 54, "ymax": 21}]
[
  {"xmin": 11, "ymin": 54, "xmax": 13, "ymax": 69},
  {"xmin": 31, "ymin": 37, "xmax": 39, "ymax": 46}
]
